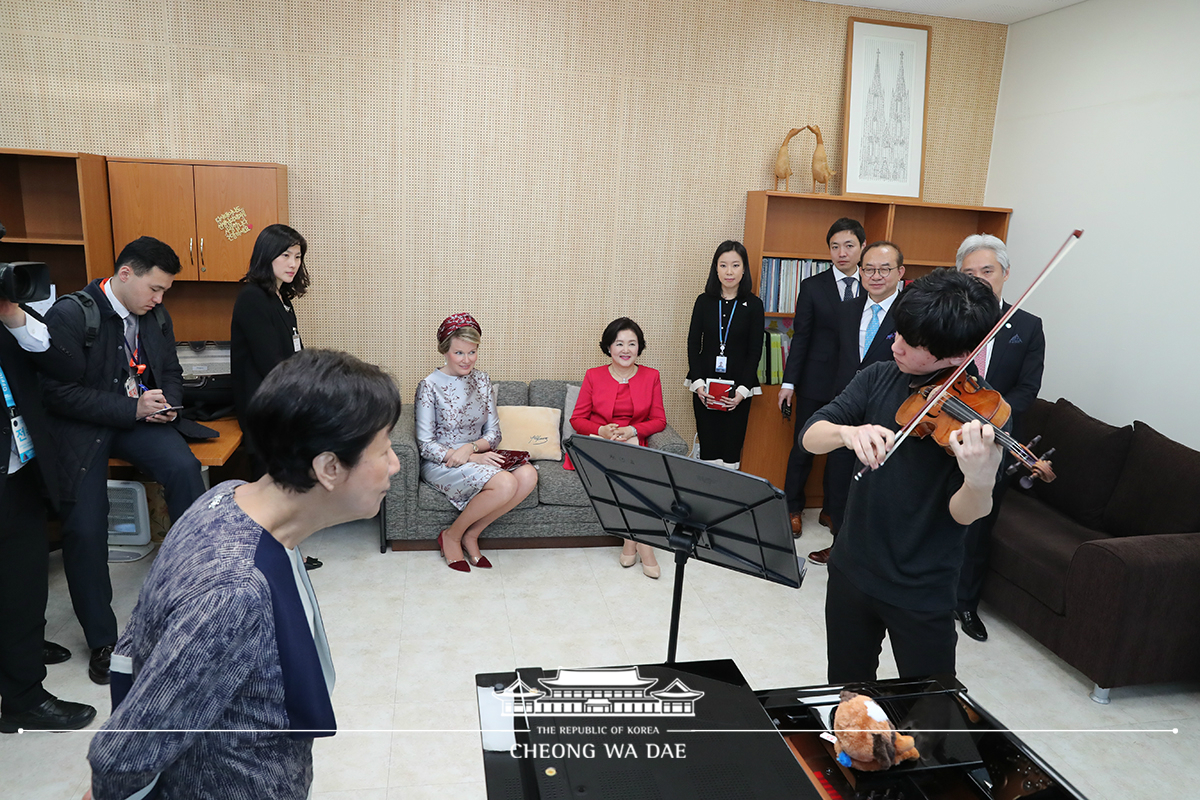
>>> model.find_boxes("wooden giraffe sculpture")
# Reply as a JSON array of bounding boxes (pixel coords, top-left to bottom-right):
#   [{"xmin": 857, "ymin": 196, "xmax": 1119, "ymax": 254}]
[
  {"xmin": 774, "ymin": 127, "xmax": 804, "ymax": 192},
  {"xmin": 806, "ymin": 124, "xmax": 837, "ymax": 194}
]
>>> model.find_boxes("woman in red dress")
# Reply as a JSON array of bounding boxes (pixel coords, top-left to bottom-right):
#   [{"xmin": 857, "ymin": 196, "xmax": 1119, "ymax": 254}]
[{"xmin": 569, "ymin": 317, "xmax": 667, "ymax": 578}]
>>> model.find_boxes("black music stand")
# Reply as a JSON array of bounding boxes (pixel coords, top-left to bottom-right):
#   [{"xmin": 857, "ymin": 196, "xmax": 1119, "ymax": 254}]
[{"xmin": 565, "ymin": 436, "xmax": 804, "ymax": 663}]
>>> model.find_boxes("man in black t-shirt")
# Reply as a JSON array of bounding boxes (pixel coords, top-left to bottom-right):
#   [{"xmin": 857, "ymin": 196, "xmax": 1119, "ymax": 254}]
[{"xmin": 801, "ymin": 270, "xmax": 1003, "ymax": 683}]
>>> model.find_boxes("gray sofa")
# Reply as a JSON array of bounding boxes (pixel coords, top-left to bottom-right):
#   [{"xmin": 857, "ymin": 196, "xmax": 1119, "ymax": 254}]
[{"xmin": 384, "ymin": 379, "xmax": 688, "ymax": 547}]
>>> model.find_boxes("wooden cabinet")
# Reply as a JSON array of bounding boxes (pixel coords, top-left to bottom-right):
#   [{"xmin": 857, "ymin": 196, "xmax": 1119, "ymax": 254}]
[
  {"xmin": 0, "ymin": 149, "xmax": 113, "ymax": 292},
  {"xmin": 740, "ymin": 191, "xmax": 1011, "ymax": 496},
  {"xmin": 107, "ymin": 158, "xmax": 288, "ymax": 282}
]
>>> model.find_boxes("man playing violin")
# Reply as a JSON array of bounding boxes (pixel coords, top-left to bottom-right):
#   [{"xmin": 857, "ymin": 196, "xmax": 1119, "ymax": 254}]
[
  {"xmin": 954, "ymin": 235, "xmax": 1046, "ymax": 642},
  {"xmin": 801, "ymin": 269, "xmax": 1005, "ymax": 683}
]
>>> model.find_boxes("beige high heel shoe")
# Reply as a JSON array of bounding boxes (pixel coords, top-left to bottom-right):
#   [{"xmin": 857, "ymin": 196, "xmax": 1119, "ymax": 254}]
[
  {"xmin": 619, "ymin": 544, "xmax": 637, "ymax": 568},
  {"xmin": 636, "ymin": 543, "xmax": 660, "ymax": 579}
]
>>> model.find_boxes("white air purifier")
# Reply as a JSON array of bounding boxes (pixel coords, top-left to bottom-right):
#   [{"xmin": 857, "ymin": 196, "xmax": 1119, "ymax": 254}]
[{"xmin": 107, "ymin": 480, "xmax": 154, "ymax": 562}]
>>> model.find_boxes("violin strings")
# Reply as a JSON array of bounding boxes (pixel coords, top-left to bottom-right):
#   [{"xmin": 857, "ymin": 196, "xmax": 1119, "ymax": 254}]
[{"xmin": 936, "ymin": 395, "xmax": 1032, "ymax": 462}]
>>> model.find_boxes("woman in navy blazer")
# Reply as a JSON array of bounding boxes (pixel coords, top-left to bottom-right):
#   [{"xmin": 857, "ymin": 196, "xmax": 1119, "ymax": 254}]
[{"xmin": 569, "ymin": 317, "xmax": 666, "ymax": 577}]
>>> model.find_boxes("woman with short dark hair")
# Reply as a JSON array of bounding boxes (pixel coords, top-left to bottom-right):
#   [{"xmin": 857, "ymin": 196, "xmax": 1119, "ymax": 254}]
[
  {"xmin": 686, "ymin": 240, "xmax": 765, "ymax": 467},
  {"xmin": 568, "ymin": 317, "xmax": 666, "ymax": 577},
  {"xmin": 415, "ymin": 314, "xmax": 538, "ymax": 571},
  {"xmin": 87, "ymin": 349, "xmax": 401, "ymax": 800}
]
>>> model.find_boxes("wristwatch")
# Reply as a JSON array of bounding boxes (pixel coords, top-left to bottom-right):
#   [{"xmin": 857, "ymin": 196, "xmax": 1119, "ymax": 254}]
[{"xmin": 471, "ymin": 442, "xmax": 479, "ymax": 453}]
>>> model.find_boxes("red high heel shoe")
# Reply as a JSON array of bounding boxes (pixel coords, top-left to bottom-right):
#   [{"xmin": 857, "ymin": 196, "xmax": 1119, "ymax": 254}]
[
  {"xmin": 466, "ymin": 553, "xmax": 492, "ymax": 569},
  {"xmin": 437, "ymin": 531, "xmax": 470, "ymax": 572}
]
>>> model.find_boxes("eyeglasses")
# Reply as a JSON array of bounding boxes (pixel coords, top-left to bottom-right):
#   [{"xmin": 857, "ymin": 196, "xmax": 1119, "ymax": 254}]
[{"xmin": 861, "ymin": 267, "xmax": 895, "ymax": 277}]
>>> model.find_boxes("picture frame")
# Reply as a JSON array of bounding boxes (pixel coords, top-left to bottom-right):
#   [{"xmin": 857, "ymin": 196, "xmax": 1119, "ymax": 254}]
[{"xmin": 841, "ymin": 18, "xmax": 932, "ymax": 199}]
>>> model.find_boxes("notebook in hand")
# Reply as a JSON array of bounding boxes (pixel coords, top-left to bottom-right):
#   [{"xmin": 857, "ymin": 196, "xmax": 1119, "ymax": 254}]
[{"xmin": 704, "ymin": 379, "xmax": 736, "ymax": 410}]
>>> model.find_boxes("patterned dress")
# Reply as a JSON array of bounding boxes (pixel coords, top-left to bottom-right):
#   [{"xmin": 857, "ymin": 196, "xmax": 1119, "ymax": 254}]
[{"xmin": 415, "ymin": 368, "xmax": 507, "ymax": 510}]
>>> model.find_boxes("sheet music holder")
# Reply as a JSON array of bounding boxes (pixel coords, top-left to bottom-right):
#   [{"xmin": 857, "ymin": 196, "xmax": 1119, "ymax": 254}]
[{"xmin": 564, "ymin": 436, "xmax": 804, "ymax": 663}]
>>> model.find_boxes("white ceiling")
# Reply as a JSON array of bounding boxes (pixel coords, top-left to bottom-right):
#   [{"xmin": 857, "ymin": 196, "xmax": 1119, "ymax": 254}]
[{"xmin": 807, "ymin": 0, "xmax": 1088, "ymax": 24}]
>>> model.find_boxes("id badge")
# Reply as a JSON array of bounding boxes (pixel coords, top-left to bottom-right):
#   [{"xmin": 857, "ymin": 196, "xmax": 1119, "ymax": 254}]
[
  {"xmin": 292, "ymin": 328, "xmax": 302, "ymax": 353},
  {"xmin": 714, "ymin": 356, "xmax": 728, "ymax": 374},
  {"xmin": 125, "ymin": 376, "xmax": 140, "ymax": 398},
  {"xmin": 11, "ymin": 415, "xmax": 34, "ymax": 463}
]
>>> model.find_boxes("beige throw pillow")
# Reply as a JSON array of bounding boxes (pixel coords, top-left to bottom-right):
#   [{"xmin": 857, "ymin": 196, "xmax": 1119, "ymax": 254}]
[{"xmin": 498, "ymin": 406, "xmax": 563, "ymax": 460}]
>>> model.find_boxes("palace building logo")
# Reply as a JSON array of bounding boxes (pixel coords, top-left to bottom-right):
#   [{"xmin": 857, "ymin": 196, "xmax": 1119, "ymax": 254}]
[{"xmin": 494, "ymin": 666, "xmax": 704, "ymax": 717}]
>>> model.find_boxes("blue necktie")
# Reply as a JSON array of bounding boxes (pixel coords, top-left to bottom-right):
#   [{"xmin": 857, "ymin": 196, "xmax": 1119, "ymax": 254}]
[
  {"xmin": 863, "ymin": 303, "xmax": 882, "ymax": 356},
  {"xmin": 842, "ymin": 277, "xmax": 856, "ymax": 301}
]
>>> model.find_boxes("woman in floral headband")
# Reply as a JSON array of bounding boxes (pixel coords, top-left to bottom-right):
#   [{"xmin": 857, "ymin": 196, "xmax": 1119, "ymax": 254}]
[{"xmin": 414, "ymin": 314, "xmax": 538, "ymax": 571}]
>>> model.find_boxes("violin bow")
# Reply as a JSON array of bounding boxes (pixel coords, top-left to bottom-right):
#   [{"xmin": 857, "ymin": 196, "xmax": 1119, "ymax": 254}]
[{"xmin": 854, "ymin": 229, "xmax": 1083, "ymax": 479}]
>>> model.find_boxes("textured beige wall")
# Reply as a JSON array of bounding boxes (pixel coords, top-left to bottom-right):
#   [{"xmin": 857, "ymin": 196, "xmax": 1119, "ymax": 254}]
[{"xmin": 1, "ymin": 0, "xmax": 1005, "ymax": 440}]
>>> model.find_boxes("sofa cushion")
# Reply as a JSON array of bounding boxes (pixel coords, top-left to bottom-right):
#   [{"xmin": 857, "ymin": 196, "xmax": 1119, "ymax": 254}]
[
  {"xmin": 1102, "ymin": 421, "xmax": 1200, "ymax": 536},
  {"xmin": 529, "ymin": 380, "xmax": 576, "ymax": 411},
  {"xmin": 494, "ymin": 381, "xmax": 528, "ymax": 406},
  {"xmin": 498, "ymin": 406, "xmax": 562, "ymax": 460},
  {"xmin": 1028, "ymin": 398, "xmax": 1133, "ymax": 530},
  {"xmin": 562, "ymin": 384, "xmax": 582, "ymax": 444},
  {"xmin": 417, "ymin": 478, "xmax": 538, "ymax": 511},
  {"xmin": 990, "ymin": 490, "xmax": 1108, "ymax": 614},
  {"xmin": 535, "ymin": 461, "xmax": 593, "ymax": 507}
]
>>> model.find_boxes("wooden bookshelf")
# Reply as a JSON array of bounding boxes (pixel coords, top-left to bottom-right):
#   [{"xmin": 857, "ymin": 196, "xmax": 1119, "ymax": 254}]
[
  {"xmin": 0, "ymin": 148, "xmax": 113, "ymax": 295},
  {"xmin": 740, "ymin": 191, "xmax": 1011, "ymax": 496}
]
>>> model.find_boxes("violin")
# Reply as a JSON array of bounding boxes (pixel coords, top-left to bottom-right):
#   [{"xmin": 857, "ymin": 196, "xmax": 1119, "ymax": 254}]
[
  {"xmin": 853, "ymin": 229, "xmax": 1083, "ymax": 483},
  {"xmin": 896, "ymin": 369, "xmax": 1056, "ymax": 488}
]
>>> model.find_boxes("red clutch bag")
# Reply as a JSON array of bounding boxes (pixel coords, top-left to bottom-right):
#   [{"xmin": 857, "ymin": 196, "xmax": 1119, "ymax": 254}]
[{"xmin": 495, "ymin": 449, "xmax": 531, "ymax": 470}]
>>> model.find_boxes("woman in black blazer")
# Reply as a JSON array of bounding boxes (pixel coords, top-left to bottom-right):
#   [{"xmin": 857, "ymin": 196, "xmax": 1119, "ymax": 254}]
[
  {"xmin": 685, "ymin": 240, "xmax": 764, "ymax": 467},
  {"xmin": 231, "ymin": 223, "xmax": 310, "ymax": 475}
]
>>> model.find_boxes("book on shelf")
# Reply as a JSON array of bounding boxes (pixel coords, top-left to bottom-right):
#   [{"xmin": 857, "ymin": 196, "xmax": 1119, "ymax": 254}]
[{"xmin": 761, "ymin": 258, "xmax": 833, "ymax": 313}]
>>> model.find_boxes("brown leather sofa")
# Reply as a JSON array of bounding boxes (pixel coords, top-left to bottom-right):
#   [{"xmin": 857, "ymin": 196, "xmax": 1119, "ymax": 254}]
[{"xmin": 983, "ymin": 398, "xmax": 1200, "ymax": 702}]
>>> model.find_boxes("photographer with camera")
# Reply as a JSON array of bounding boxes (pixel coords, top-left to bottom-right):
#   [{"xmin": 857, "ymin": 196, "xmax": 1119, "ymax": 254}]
[
  {"xmin": 42, "ymin": 237, "xmax": 206, "ymax": 685},
  {"xmin": 0, "ymin": 228, "xmax": 97, "ymax": 732}
]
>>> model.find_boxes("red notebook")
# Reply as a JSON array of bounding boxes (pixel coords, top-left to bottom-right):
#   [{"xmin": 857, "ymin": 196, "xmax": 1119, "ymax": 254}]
[{"xmin": 704, "ymin": 379, "xmax": 736, "ymax": 410}]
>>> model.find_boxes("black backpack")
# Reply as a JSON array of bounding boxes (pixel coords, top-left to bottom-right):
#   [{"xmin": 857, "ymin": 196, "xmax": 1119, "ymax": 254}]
[{"xmin": 59, "ymin": 291, "xmax": 169, "ymax": 348}]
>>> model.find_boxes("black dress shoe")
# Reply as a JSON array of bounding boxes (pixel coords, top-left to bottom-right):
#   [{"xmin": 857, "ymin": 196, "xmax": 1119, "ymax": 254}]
[
  {"xmin": 956, "ymin": 610, "xmax": 989, "ymax": 642},
  {"xmin": 43, "ymin": 640, "xmax": 72, "ymax": 665},
  {"xmin": 89, "ymin": 644, "xmax": 114, "ymax": 685},
  {"xmin": 0, "ymin": 697, "xmax": 97, "ymax": 733},
  {"xmin": 304, "ymin": 555, "xmax": 322, "ymax": 571}
]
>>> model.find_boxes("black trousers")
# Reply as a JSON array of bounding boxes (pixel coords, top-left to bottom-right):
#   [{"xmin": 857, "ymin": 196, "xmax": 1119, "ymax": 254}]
[
  {"xmin": 825, "ymin": 563, "xmax": 957, "ymax": 684},
  {"xmin": 61, "ymin": 424, "xmax": 205, "ymax": 648},
  {"xmin": 783, "ymin": 396, "xmax": 828, "ymax": 513},
  {"xmin": 0, "ymin": 463, "xmax": 53, "ymax": 714},
  {"xmin": 957, "ymin": 474, "xmax": 1011, "ymax": 613},
  {"xmin": 822, "ymin": 448, "xmax": 858, "ymax": 535},
  {"xmin": 692, "ymin": 394, "xmax": 752, "ymax": 462}
]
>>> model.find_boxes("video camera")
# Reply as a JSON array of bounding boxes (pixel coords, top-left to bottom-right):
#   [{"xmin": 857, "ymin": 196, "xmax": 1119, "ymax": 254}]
[{"xmin": 0, "ymin": 222, "xmax": 53, "ymax": 304}]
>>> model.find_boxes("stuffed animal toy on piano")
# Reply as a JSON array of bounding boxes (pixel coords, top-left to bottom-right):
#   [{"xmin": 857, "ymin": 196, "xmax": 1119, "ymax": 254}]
[{"xmin": 832, "ymin": 690, "xmax": 920, "ymax": 771}]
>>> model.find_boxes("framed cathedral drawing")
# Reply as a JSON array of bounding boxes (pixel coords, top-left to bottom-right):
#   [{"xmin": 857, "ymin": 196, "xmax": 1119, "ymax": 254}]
[{"xmin": 841, "ymin": 18, "xmax": 931, "ymax": 199}]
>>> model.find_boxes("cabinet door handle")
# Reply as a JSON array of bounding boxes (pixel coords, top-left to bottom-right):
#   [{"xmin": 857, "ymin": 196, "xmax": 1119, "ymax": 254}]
[
  {"xmin": 189, "ymin": 238, "xmax": 194, "ymax": 265},
  {"xmin": 199, "ymin": 237, "xmax": 205, "ymax": 272}
]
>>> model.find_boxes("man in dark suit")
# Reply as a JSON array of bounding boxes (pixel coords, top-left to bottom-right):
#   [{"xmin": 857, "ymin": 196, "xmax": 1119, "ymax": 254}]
[
  {"xmin": 778, "ymin": 218, "xmax": 865, "ymax": 536},
  {"xmin": 808, "ymin": 241, "xmax": 905, "ymax": 565},
  {"xmin": 43, "ymin": 237, "xmax": 206, "ymax": 684},
  {"xmin": 0, "ymin": 298, "xmax": 97, "ymax": 732},
  {"xmin": 955, "ymin": 234, "xmax": 1046, "ymax": 641}
]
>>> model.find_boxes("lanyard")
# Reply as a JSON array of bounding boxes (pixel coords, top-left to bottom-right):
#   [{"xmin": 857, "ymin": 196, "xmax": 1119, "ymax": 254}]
[
  {"xmin": 100, "ymin": 278, "xmax": 146, "ymax": 377},
  {"xmin": 717, "ymin": 298, "xmax": 738, "ymax": 356},
  {"xmin": 0, "ymin": 365, "xmax": 16, "ymax": 410}
]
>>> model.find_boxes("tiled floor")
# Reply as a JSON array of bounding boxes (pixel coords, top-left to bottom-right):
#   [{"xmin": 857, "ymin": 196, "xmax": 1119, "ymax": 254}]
[{"xmin": 6, "ymin": 510, "xmax": 1197, "ymax": 798}]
